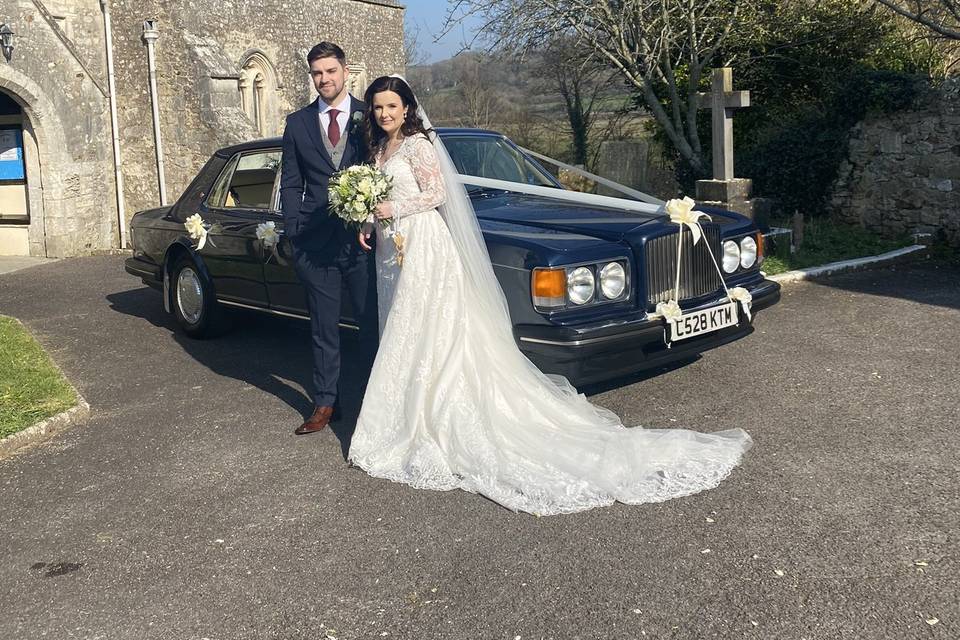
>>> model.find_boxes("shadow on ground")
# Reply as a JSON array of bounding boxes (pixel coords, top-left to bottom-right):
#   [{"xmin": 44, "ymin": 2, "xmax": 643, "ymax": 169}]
[
  {"xmin": 105, "ymin": 286, "xmax": 373, "ymax": 459},
  {"xmin": 104, "ymin": 283, "xmax": 718, "ymax": 452},
  {"xmin": 805, "ymin": 259, "xmax": 960, "ymax": 310}
]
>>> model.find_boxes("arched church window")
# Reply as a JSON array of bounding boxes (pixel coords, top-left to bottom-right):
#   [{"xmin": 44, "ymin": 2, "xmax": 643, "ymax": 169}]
[{"xmin": 239, "ymin": 52, "xmax": 279, "ymax": 137}]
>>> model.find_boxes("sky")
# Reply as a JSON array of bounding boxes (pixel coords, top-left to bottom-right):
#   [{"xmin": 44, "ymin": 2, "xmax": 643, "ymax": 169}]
[{"xmin": 401, "ymin": 0, "xmax": 484, "ymax": 63}]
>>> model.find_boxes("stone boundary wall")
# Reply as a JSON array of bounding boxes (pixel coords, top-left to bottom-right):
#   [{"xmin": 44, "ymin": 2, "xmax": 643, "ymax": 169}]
[{"xmin": 830, "ymin": 79, "xmax": 960, "ymax": 245}]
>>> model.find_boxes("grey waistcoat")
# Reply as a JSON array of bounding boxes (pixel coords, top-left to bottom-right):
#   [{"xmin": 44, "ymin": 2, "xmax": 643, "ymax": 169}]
[{"xmin": 320, "ymin": 114, "xmax": 350, "ymax": 168}]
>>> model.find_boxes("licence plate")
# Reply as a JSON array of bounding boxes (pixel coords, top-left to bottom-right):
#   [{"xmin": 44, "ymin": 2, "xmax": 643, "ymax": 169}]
[{"xmin": 668, "ymin": 301, "xmax": 739, "ymax": 342}]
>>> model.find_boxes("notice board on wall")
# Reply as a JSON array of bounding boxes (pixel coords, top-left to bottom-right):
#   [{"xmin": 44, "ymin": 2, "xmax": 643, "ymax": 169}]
[{"xmin": 0, "ymin": 127, "xmax": 25, "ymax": 181}]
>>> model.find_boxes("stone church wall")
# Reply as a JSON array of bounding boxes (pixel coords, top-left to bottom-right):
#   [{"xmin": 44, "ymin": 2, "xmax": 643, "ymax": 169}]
[
  {"xmin": 0, "ymin": 0, "xmax": 116, "ymax": 257},
  {"xmin": 110, "ymin": 0, "xmax": 405, "ymax": 226},
  {"xmin": 0, "ymin": 0, "xmax": 403, "ymax": 256},
  {"xmin": 830, "ymin": 79, "xmax": 960, "ymax": 246}
]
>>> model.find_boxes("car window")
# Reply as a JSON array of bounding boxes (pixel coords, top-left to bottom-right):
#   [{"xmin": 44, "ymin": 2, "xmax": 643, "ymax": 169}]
[
  {"xmin": 442, "ymin": 136, "xmax": 556, "ymax": 187},
  {"xmin": 206, "ymin": 153, "xmax": 240, "ymax": 209},
  {"xmin": 208, "ymin": 150, "xmax": 281, "ymax": 210},
  {"xmin": 177, "ymin": 154, "xmax": 229, "ymax": 214}
]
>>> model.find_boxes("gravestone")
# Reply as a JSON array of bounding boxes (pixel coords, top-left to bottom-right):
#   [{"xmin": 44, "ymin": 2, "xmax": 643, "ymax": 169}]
[
  {"xmin": 594, "ymin": 140, "xmax": 678, "ymax": 200},
  {"xmin": 595, "ymin": 140, "xmax": 649, "ymax": 197}
]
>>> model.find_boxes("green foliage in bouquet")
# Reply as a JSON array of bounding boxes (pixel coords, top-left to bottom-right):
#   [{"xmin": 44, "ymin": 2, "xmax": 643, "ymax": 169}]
[{"xmin": 328, "ymin": 165, "xmax": 394, "ymax": 227}]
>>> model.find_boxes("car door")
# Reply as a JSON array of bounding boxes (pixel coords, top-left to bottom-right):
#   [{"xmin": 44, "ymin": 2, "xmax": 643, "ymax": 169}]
[
  {"xmin": 261, "ymin": 166, "xmax": 359, "ymax": 326},
  {"xmin": 200, "ymin": 149, "xmax": 281, "ymax": 306},
  {"xmin": 261, "ymin": 196, "xmax": 308, "ymax": 316}
]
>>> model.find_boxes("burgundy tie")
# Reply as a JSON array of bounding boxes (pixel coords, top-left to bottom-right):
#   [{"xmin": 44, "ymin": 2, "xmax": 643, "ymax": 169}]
[{"xmin": 327, "ymin": 108, "xmax": 341, "ymax": 146}]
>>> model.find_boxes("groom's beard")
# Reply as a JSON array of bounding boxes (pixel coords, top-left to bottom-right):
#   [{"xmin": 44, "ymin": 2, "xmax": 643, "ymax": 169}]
[{"xmin": 318, "ymin": 81, "xmax": 346, "ymax": 103}]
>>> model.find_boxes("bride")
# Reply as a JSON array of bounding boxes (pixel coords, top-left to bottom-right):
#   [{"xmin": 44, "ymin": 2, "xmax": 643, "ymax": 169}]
[{"xmin": 348, "ymin": 76, "xmax": 752, "ymax": 516}]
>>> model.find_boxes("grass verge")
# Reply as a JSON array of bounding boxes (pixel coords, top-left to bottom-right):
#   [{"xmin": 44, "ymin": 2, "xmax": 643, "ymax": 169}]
[
  {"xmin": 0, "ymin": 316, "xmax": 76, "ymax": 440},
  {"xmin": 762, "ymin": 218, "xmax": 913, "ymax": 275}
]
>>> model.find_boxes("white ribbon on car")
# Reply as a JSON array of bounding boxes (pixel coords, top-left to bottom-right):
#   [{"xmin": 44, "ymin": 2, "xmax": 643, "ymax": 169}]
[
  {"xmin": 519, "ymin": 146, "xmax": 665, "ymax": 206},
  {"xmin": 184, "ymin": 214, "xmax": 218, "ymax": 251},
  {"xmin": 660, "ymin": 197, "xmax": 754, "ymax": 326},
  {"xmin": 453, "ymin": 170, "xmax": 754, "ymax": 329},
  {"xmin": 455, "ymin": 174, "xmax": 662, "ymax": 215},
  {"xmin": 256, "ymin": 221, "xmax": 281, "ymax": 263}
]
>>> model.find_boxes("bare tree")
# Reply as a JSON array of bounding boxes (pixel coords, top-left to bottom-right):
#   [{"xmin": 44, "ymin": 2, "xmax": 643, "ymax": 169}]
[
  {"xmin": 404, "ymin": 19, "xmax": 430, "ymax": 69},
  {"xmin": 531, "ymin": 38, "xmax": 617, "ymax": 167},
  {"xmin": 872, "ymin": 0, "xmax": 960, "ymax": 39},
  {"xmin": 444, "ymin": 0, "xmax": 745, "ymax": 174},
  {"xmin": 453, "ymin": 54, "xmax": 504, "ymax": 129},
  {"xmin": 526, "ymin": 38, "xmax": 637, "ymax": 171}
]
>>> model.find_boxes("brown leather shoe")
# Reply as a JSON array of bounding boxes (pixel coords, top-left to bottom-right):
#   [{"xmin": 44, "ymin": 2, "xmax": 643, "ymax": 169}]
[{"xmin": 295, "ymin": 405, "xmax": 338, "ymax": 435}]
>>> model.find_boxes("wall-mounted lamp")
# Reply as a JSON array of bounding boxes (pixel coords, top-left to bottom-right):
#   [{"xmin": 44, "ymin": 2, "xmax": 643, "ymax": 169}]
[
  {"xmin": 0, "ymin": 23, "xmax": 14, "ymax": 62},
  {"xmin": 141, "ymin": 19, "xmax": 158, "ymax": 45}
]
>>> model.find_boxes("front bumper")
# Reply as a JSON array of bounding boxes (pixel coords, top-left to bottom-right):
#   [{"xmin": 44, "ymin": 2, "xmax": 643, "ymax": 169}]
[{"xmin": 516, "ymin": 278, "xmax": 781, "ymax": 386}]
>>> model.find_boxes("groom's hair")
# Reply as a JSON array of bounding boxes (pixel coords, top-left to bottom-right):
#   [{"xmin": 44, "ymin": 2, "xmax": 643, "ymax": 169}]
[{"xmin": 307, "ymin": 41, "xmax": 346, "ymax": 66}]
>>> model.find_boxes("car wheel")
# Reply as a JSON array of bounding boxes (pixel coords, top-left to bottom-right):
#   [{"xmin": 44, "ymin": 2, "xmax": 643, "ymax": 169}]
[{"xmin": 170, "ymin": 255, "xmax": 228, "ymax": 338}]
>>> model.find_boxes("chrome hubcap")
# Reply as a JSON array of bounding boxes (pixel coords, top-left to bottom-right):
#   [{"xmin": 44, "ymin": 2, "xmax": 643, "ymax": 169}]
[{"xmin": 176, "ymin": 267, "xmax": 203, "ymax": 325}]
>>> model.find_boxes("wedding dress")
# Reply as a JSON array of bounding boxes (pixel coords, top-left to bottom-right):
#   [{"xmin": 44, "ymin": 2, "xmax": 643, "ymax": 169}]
[{"xmin": 347, "ymin": 131, "xmax": 752, "ymax": 516}]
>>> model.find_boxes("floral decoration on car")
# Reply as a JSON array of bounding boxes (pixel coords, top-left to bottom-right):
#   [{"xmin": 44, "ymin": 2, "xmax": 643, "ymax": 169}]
[{"xmin": 184, "ymin": 214, "xmax": 221, "ymax": 251}]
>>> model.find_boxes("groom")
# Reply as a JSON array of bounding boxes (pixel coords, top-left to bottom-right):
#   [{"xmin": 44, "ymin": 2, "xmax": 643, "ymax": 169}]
[{"xmin": 280, "ymin": 41, "xmax": 376, "ymax": 435}]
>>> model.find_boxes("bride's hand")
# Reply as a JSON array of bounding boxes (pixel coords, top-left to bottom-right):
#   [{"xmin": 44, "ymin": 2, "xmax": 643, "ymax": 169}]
[
  {"xmin": 375, "ymin": 201, "xmax": 394, "ymax": 221},
  {"xmin": 358, "ymin": 222, "xmax": 374, "ymax": 251}
]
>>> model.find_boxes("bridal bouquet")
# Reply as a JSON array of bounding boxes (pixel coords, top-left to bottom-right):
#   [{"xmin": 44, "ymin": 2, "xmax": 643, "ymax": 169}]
[
  {"xmin": 329, "ymin": 165, "xmax": 393, "ymax": 225},
  {"xmin": 328, "ymin": 165, "xmax": 405, "ymax": 265}
]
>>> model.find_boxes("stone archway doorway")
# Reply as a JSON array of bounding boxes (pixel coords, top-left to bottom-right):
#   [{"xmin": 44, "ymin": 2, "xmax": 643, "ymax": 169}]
[
  {"xmin": 0, "ymin": 66, "xmax": 84, "ymax": 258},
  {"xmin": 0, "ymin": 90, "xmax": 31, "ymax": 255}
]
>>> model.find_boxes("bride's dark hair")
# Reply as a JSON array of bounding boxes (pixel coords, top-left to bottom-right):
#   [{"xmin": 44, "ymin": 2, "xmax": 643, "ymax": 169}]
[{"xmin": 363, "ymin": 76, "xmax": 432, "ymax": 160}]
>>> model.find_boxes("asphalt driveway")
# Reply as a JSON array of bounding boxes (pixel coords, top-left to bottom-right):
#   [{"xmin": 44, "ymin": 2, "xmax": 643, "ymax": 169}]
[{"xmin": 0, "ymin": 256, "xmax": 957, "ymax": 639}]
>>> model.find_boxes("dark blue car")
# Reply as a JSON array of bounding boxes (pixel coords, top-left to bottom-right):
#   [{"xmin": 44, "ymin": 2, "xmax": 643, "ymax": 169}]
[{"xmin": 125, "ymin": 128, "xmax": 780, "ymax": 385}]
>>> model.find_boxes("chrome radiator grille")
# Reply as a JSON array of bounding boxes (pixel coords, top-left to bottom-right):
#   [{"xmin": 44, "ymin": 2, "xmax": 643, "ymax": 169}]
[{"xmin": 645, "ymin": 227, "xmax": 723, "ymax": 307}]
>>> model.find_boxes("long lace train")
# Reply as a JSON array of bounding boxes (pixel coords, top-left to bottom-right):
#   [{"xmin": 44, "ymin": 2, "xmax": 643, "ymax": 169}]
[{"xmin": 347, "ymin": 134, "xmax": 752, "ymax": 516}]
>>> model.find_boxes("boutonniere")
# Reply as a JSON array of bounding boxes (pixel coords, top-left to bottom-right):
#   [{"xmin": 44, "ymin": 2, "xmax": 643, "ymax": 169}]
[{"xmin": 348, "ymin": 110, "xmax": 364, "ymax": 134}]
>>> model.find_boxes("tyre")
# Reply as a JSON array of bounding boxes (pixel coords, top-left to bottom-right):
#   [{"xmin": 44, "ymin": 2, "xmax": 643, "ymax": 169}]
[{"xmin": 169, "ymin": 255, "xmax": 228, "ymax": 338}]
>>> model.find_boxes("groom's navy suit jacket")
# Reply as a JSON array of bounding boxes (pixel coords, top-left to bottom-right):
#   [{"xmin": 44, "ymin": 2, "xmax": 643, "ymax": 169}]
[
  {"xmin": 279, "ymin": 95, "xmax": 376, "ymax": 407},
  {"xmin": 279, "ymin": 95, "xmax": 367, "ymax": 260}
]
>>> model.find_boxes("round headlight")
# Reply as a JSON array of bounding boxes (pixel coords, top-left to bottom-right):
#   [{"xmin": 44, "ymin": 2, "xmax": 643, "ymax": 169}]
[
  {"xmin": 599, "ymin": 262, "xmax": 626, "ymax": 299},
  {"xmin": 722, "ymin": 240, "xmax": 741, "ymax": 273},
  {"xmin": 740, "ymin": 236, "xmax": 758, "ymax": 269},
  {"xmin": 567, "ymin": 266, "xmax": 595, "ymax": 305}
]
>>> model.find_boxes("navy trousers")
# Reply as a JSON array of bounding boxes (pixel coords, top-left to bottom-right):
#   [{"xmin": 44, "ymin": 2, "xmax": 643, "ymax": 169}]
[{"xmin": 294, "ymin": 246, "xmax": 377, "ymax": 407}]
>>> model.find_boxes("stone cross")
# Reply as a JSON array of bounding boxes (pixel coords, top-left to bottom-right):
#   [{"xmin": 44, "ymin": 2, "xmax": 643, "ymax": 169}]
[{"xmin": 697, "ymin": 67, "xmax": 750, "ymax": 181}]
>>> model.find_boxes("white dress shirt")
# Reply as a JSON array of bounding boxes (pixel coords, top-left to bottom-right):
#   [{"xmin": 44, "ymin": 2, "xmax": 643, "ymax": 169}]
[{"xmin": 319, "ymin": 94, "xmax": 352, "ymax": 138}]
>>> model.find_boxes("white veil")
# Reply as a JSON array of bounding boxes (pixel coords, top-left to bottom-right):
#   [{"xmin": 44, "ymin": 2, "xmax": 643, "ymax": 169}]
[
  {"xmin": 419, "ymin": 118, "xmax": 513, "ymax": 330},
  {"xmin": 413, "ymin": 90, "xmax": 595, "ymax": 399}
]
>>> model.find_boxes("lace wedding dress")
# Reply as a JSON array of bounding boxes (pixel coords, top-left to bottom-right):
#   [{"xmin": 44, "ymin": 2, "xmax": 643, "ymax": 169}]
[{"xmin": 348, "ymin": 133, "xmax": 752, "ymax": 516}]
